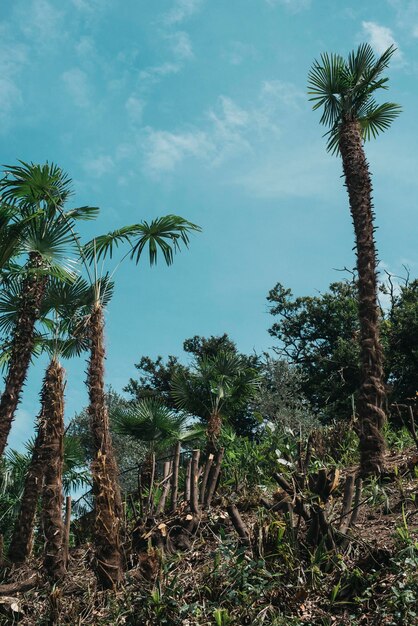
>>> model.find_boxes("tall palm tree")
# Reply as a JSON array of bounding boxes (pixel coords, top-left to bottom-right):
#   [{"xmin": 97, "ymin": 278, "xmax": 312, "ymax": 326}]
[
  {"xmin": 171, "ymin": 350, "xmax": 260, "ymax": 452},
  {"xmin": 308, "ymin": 44, "xmax": 401, "ymax": 475},
  {"xmin": 0, "ymin": 162, "xmax": 98, "ymax": 458},
  {"xmin": 83, "ymin": 215, "xmax": 200, "ymax": 589},
  {"xmin": 6, "ymin": 277, "xmax": 94, "ymax": 568}
]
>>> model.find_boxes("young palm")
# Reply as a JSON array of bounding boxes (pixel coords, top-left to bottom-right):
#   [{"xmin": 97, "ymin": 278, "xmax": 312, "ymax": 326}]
[
  {"xmin": 308, "ymin": 44, "xmax": 401, "ymax": 475},
  {"xmin": 0, "ymin": 162, "xmax": 98, "ymax": 458},
  {"xmin": 82, "ymin": 214, "xmax": 200, "ymax": 589},
  {"xmin": 171, "ymin": 350, "xmax": 260, "ymax": 452},
  {"xmin": 112, "ymin": 398, "xmax": 202, "ymax": 507}
]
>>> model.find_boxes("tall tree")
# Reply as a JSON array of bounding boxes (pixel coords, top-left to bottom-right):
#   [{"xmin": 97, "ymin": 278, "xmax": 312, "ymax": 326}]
[
  {"xmin": 308, "ymin": 44, "xmax": 401, "ymax": 474},
  {"xmin": 83, "ymin": 215, "xmax": 200, "ymax": 589},
  {"xmin": 0, "ymin": 162, "xmax": 98, "ymax": 457},
  {"xmin": 7, "ymin": 277, "xmax": 94, "ymax": 565}
]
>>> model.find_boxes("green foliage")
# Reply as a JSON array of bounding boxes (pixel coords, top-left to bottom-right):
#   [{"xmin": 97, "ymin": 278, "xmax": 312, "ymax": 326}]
[
  {"xmin": 125, "ymin": 334, "xmax": 262, "ymax": 437},
  {"xmin": 268, "ymin": 278, "xmax": 418, "ymax": 423},
  {"xmin": 268, "ymin": 280, "xmax": 360, "ymax": 421},
  {"xmin": 111, "ymin": 398, "xmax": 204, "ymax": 453},
  {"xmin": 83, "ymin": 215, "xmax": 200, "ymax": 266},
  {"xmin": 308, "ymin": 43, "xmax": 401, "ymax": 153},
  {"xmin": 171, "ymin": 350, "xmax": 260, "ymax": 433}
]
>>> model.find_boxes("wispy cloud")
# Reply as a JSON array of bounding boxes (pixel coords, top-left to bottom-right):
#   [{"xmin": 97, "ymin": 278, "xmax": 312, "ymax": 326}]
[
  {"xmin": 266, "ymin": 0, "xmax": 311, "ymax": 12},
  {"xmin": 18, "ymin": 0, "xmax": 64, "ymax": 42},
  {"xmin": 169, "ymin": 31, "xmax": 194, "ymax": 60},
  {"xmin": 125, "ymin": 96, "xmax": 145, "ymax": 123},
  {"xmin": 62, "ymin": 68, "xmax": 91, "ymax": 108},
  {"xmin": 222, "ymin": 41, "xmax": 257, "ymax": 66},
  {"xmin": 362, "ymin": 21, "xmax": 403, "ymax": 61},
  {"xmin": 143, "ymin": 128, "xmax": 213, "ymax": 173},
  {"xmin": 141, "ymin": 80, "xmax": 304, "ymax": 175},
  {"xmin": 163, "ymin": 0, "xmax": 204, "ymax": 25},
  {"xmin": 0, "ymin": 30, "xmax": 27, "ymax": 128},
  {"xmin": 83, "ymin": 154, "xmax": 115, "ymax": 177},
  {"xmin": 139, "ymin": 62, "xmax": 181, "ymax": 86}
]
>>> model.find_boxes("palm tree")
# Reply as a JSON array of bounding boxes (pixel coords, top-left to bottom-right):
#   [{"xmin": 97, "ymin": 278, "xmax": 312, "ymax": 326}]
[
  {"xmin": 0, "ymin": 162, "xmax": 98, "ymax": 458},
  {"xmin": 112, "ymin": 398, "xmax": 200, "ymax": 454},
  {"xmin": 0, "ymin": 435, "xmax": 89, "ymax": 555},
  {"xmin": 82, "ymin": 215, "xmax": 200, "ymax": 589},
  {"xmin": 171, "ymin": 350, "xmax": 260, "ymax": 452},
  {"xmin": 308, "ymin": 44, "xmax": 401, "ymax": 475},
  {"xmin": 112, "ymin": 398, "xmax": 202, "ymax": 511},
  {"xmin": 5, "ymin": 277, "xmax": 94, "ymax": 570}
]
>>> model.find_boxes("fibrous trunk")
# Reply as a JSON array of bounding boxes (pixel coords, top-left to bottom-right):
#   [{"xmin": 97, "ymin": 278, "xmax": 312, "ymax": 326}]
[
  {"xmin": 206, "ymin": 411, "xmax": 222, "ymax": 454},
  {"xmin": 41, "ymin": 358, "xmax": 66, "ymax": 582},
  {"xmin": 8, "ymin": 414, "xmax": 46, "ymax": 564},
  {"xmin": 0, "ymin": 253, "xmax": 47, "ymax": 458},
  {"xmin": 339, "ymin": 119, "xmax": 386, "ymax": 475},
  {"xmin": 87, "ymin": 303, "xmax": 123, "ymax": 589}
]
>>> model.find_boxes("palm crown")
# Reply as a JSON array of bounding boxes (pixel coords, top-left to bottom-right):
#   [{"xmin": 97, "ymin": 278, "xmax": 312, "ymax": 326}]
[{"xmin": 308, "ymin": 43, "xmax": 401, "ymax": 153}]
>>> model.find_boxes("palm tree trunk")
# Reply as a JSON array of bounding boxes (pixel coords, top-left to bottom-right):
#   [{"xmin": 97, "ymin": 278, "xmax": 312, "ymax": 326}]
[
  {"xmin": 87, "ymin": 303, "xmax": 123, "ymax": 589},
  {"xmin": 339, "ymin": 119, "xmax": 386, "ymax": 475},
  {"xmin": 206, "ymin": 411, "xmax": 222, "ymax": 454},
  {"xmin": 0, "ymin": 252, "xmax": 47, "ymax": 458},
  {"xmin": 8, "ymin": 413, "xmax": 46, "ymax": 564},
  {"xmin": 41, "ymin": 358, "xmax": 66, "ymax": 582}
]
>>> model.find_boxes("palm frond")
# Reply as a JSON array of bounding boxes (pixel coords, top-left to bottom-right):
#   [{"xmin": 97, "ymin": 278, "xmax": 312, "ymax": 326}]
[
  {"xmin": 130, "ymin": 215, "xmax": 201, "ymax": 266},
  {"xmin": 111, "ymin": 398, "xmax": 192, "ymax": 449},
  {"xmin": 0, "ymin": 161, "xmax": 73, "ymax": 211},
  {"xmin": 359, "ymin": 101, "xmax": 402, "ymax": 141},
  {"xmin": 60, "ymin": 206, "xmax": 100, "ymax": 222},
  {"xmin": 309, "ymin": 43, "xmax": 400, "ymax": 152}
]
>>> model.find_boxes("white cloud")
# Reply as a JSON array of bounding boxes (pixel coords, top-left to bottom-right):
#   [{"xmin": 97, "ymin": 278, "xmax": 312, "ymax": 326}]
[
  {"xmin": 235, "ymin": 146, "xmax": 338, "ymax": 199},
  {"xmin": 163, "ymin": 0, "xmax": 203, "ymax": 25},
  {"xmin": 125, "ymin": 96, "xmax": 145, "ymax": 123},
  {"xmin": 362, "ymin": 21, "xmax": 403, "ymax": 60},
  {"xmin": 223, "ymin": 41, "xmax": 257, "ymax": 66},
  {"xmin": 143, "ymin": 128, "xmax": 213, "ymax": 173},
  {"xmin": 141, "ymin": 79, "xmax": 305, "ymax": 175},
  {"xmin": 260, "ymin": 80, "xmax": 305, "ymax": 111},
  {"xmin": 266, "ymin": 0, "xmax": 311, "ymax": 12},
  {"xmin": 0, "ymin": 34, "xmax": 27, "ymax": 128},
  {"xmin": 72, "ymin": 0, "xmax": 111, "ymax": 12},
  {"xmin": 18, "ymin": 0, "xmax": 64, "ymax": 41},
  {"xmin": 139, "ymin": 62, "xmax": 181, "ymax": 85},
  {"xmin": 75, "ymin": 36, "xmax": 95, "ymax": 59},
  {"xmin": 62, "ymin": 68, "xmax": 91, "ymax": 108},
  {"xmin": 83, "ymin": 155, "xmax": 114, "ymax": 177},
  {"xmin": 169, "ymin": 31, "xmax": 194, "ymax": 60},
  {"xmin": 0, "ymin": 78, "xmax": 23, "ymax": 126}
]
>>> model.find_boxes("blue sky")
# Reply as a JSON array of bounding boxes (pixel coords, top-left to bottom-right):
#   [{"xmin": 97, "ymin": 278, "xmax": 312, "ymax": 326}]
[{"xmin": 1, "ymin": 0, "xmax": 416, "ymax": 449}]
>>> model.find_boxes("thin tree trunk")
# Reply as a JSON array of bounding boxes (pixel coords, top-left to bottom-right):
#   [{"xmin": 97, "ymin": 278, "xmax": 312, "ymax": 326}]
[
  {"xmin": 41, "ymin": 358, "xmax": 66, "ymax": 583},
  {"xmin": 185, "ymin": 457, "xmax": 191, "ymax": 502},
  {"xmin": 171, "ymin": 442, "xmax": 181, "ymax": 513},
  {"xmin": 339, "ymin": 119, "xmax": 386, "ymax": 475},
  {"xmin": 0, "ymin": 253, "xmax": 47, "ymax": 458},
  {"xmin": 88, "ymin": 303, "xmax": 123, "ymax": 589},
  {"xmin": 8, "ymin": 410, "xmax": 47, "ymax": 564},
  {"xmin": 63, "ymin": 496, "xmax": 72, "ymax": 569},
  {"xmin": 204, "ymin": 447, "xmax": 224, "ymax": 508},
  {"xmin": 190, "ymin": 449, "xmax": 200, "ymax": 515},
  {"xmin": 200, "ymin": 453, "xmax": 214, "ymax": 505},
  {"xmin": 156, "ymin": 461, "xmax": 171, "ymax": 516}
]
